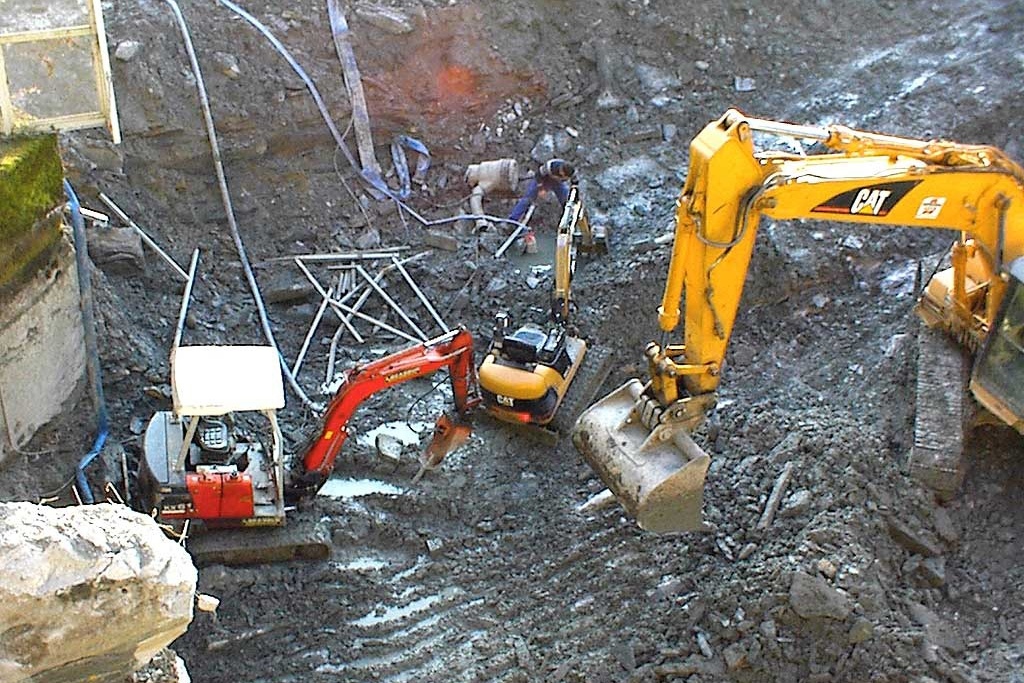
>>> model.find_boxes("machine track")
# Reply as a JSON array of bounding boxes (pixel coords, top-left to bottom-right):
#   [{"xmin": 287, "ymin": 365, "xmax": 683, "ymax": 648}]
[
  {"xmin": 908, "ymin": 325, "xmax": 970, "ymax": 498},
  {"xmin": 548, "ymin": 345, "xmax": 613, "ymax": 437}
]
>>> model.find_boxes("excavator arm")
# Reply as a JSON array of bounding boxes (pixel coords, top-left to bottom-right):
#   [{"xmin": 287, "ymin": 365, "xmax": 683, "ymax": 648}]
[
  {"xmin": 575, "ymin": 109, "xmax": 1024, "ymax": 533},
  {"xmin": 656, "ymin": 109, "xmax": 1024, "ymax": 404},
  {"xmin": 291, "ymin": 327, "xmax": 480, "ymax": 497}
]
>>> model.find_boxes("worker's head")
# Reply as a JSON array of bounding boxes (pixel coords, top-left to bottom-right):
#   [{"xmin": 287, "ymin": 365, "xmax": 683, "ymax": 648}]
[{"xmin": 540, "ymin": 158, "xmax": 575, "ymax": 181}]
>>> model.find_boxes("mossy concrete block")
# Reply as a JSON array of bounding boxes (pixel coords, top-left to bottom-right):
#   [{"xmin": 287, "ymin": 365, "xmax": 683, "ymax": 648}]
[{"xmin": 0, "ymin": 134, "xmax": 65, "ymax": 292}]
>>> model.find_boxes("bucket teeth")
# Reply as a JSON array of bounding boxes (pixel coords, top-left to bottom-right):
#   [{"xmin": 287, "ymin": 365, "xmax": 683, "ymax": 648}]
[{"xmin": 572, "ymin": 380, "xmax": 711, "ymax": 533}]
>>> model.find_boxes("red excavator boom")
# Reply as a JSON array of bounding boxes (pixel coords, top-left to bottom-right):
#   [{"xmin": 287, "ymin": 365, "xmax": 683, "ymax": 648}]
[{"xmin": 291, "ymin": 327, "xmax": 480, "ymax": 496}]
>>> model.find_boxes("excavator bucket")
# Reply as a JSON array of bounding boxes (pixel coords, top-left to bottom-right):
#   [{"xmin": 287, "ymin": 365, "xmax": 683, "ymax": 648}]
[
  {"xmin": 572, "ymin": 379, "xmax": 711, "ymax": 533},
  {"xmin": 414, "ymin": 413, "xmax": 473, "ymax": 482}
]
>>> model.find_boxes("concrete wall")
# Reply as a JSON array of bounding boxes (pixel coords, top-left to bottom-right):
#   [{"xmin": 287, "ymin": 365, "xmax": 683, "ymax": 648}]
[{"xmin": 0, "ymin": 235, "xmax": 86, "ymax": 464}]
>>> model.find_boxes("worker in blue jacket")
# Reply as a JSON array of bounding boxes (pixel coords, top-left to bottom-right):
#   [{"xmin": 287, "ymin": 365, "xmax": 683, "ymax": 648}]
[{"xmin": 508, "ymin": 159, "xmax": 576, "ymax": 253}]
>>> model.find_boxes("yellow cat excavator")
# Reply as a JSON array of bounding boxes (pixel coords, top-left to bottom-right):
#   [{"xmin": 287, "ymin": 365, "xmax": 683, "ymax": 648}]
[
  {"xmin": 479, "ymin": 180, "xmax": 611, "ymax": 439},
  {"xmin": 575, "ymin": 109, "xmax": 1024, "ymax": 533}
]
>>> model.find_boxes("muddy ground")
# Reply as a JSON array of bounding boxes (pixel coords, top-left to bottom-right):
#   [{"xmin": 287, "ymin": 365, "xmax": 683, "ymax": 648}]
[{"xmin": 2, "ymin": 0, "xmax": 1023, "ymax": 681}]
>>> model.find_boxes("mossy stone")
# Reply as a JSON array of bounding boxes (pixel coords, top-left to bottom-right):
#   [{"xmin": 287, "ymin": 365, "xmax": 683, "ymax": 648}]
[{"xmin": 0, "ymin": 134, "xmax": 65, "ymax": 292}]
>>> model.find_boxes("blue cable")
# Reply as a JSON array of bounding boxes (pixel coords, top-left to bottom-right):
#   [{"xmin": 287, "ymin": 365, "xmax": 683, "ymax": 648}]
[{"xmin": 65, "ymin": 180, "xmax": 108, "ymax": 504}]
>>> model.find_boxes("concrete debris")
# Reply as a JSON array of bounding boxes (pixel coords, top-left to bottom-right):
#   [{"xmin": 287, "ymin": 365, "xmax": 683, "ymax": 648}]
[
  {"xmin": 789, "ymin": 571, "xmax": 852, "ymax": 620},
  {"xmin": 734, "ymin": 76, "xmax": 756, "ymax": 92},
  {"xmin": 115, "ymin": 40, "xmax": 142, "ymax": 61},
  {"xmin": 355, "ymin": 5, "xmax": 415, "ymax": 34},
  {"xmin": 0, "ymin": 502, "xmax": 196, "ymax": 682},
  {"xmin": 425, "ymin": 537, "xmax": 445, "ymax": 556}
]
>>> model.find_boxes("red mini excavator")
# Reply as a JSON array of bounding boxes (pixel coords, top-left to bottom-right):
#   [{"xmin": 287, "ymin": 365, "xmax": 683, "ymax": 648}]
[{"xmin": 139, "ymin": 327, "xmax": 479, "ymax": 564}]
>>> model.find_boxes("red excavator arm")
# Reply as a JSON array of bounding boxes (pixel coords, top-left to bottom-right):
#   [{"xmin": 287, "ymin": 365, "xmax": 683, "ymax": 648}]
[{"xmin": 289, "ymin": 327, "xmax": 480, "ymax": 497}]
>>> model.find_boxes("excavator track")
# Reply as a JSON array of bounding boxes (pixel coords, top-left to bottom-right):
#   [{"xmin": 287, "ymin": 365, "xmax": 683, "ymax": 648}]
[
  {"xmin": 185, "ymin": 513, "xmax": 331, "ymax": 566},
  {"xmin": 549, "ymin": 346, "xmax": 614, "ymax": 438},
  {"xmin": 908, "ymin": 325, "xmax": 970, "ymax": 499}
]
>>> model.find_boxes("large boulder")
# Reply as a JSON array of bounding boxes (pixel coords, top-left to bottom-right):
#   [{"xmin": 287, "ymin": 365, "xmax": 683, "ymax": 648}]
[{"xmin": 0, "ymin": 502, "xmax": 197, "ymax": 682}]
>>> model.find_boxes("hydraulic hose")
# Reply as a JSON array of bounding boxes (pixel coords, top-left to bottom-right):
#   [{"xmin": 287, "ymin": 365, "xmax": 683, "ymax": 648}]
[{"xmin": 65, "ymin": 179, "xmax": 108, "ymax": 504}]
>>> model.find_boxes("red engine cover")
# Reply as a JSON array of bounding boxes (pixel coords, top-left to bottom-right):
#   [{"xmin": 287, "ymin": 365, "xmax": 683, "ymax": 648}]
[{"xmin": 185, "ymin": 471, "xmax": 255, "ymax": 519}]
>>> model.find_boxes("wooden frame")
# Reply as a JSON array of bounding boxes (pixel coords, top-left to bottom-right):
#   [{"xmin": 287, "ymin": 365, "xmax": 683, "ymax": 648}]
[{"xmin": 0, "ymin": 0, "xmax": 120, "ymax": 142}]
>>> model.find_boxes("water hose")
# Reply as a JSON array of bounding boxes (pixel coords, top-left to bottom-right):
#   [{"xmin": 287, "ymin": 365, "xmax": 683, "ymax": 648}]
[{"xmin": 66, "ymin": 179, "xmax": 108, "ymax": 504}]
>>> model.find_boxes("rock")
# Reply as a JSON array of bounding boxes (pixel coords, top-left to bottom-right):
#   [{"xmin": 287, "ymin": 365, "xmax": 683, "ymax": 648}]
[
  {"xmin": 789, "ymin": 571, "xmax": 852, "ymax": 620},
  {"xmin": 780, "ymin": 489, "xmax": 812, "ymax": 517},
  {"xmin": 423, "ymin": 231, "xmax": 460, "ymax": 252},
  {"xmin": 213, "ymin": 52, "xmax": 241, "ymax": 80},
  {"xmin": 695, "ymin": 60, "xmax": 710, "ymax": 71},
  {"xmin": 76, "ymin": 139, "xmax": 125, "ymax": 173},
  {"xmin": 610, "ymin": 641, "xmax": 636, "ymax": 671},
  {"xmin": 485, "ymin": 277, "xmax": 508, "ymax": 294},
  {"xmin": 887, "ymin": 517, "xmax": 943, "ymax": 557},
  {"xmin": 662, "ymin": 123, "xmax": 678, "ymax": 142},
  {"xmin": 723, "ymin": 642, "xmax": 748, "ymax": 670},
  {"xmin": 696, "ymin": 631, "xmax": 713, "ymax": 658},
  {"xmin": 654, "ymin": 654, "xmax": 724, "ymax": 678},
  {"xmin": 115, "ymin": 40, "xmax": 142, "ymax": 62},
  {"xmin": 355, "ymin": 227, "xmax": 381, "ymax": 250},
  {"xmin": 530, "ymin": 133, "xmax": 556, "ymax": 163},
  {"xmin": 88, "ymin": 227, "xmax": 145, "ymax": 273},
  {"xmin": 355, "ymin": 6, "xmax": 415, "ymax": 34},
  {"xmin": 931, "ymin": 506, "xmax": 960, "ymax": 545},
  {"xmin": 848, "ymin": 617, "xmax": 875, "ymax": 643},
  {"xmin": 0, "ymin": 502, "xmax": 196, "ymax": 682},
  {"xmin": 635, "ymin": 64, "xmax": 681, "ymax": 92},
  {"xmin": 815, "ymin": 558, "xmax": 838, "ymax": 580},
  {"xmin": 916, "ymin": 556, "xmax": 947, "ymax": 588},
  {"xmin": 262, "ymin": 272, "xmax": 315, "ymax": 305},
  {"xmin": 425, "ymin": 537, "xmax": 444, "ymax": 556},
  {"xmin": 908, "ymin": 602, "xmax": 965, "ymax": 653},
  {"xmin": 374, "ymin": 432, "xmax": 404, "ymax": 462}
]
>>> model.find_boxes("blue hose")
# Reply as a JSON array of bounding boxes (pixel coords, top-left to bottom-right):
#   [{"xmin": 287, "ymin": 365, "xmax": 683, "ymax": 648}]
[{"xmin": 65, "ymin": 180, "xmax": 109, "ymax": 504}]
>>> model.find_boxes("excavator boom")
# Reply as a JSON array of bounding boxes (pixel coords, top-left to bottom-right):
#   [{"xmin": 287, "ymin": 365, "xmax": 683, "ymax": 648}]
[
  {"xmin": 576, "ymin": 109, "xmax": 1024, "ymax": 532},
  {"xmin": 294, "ymin": 327, "xmax": 480, "ymax": 496}
]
